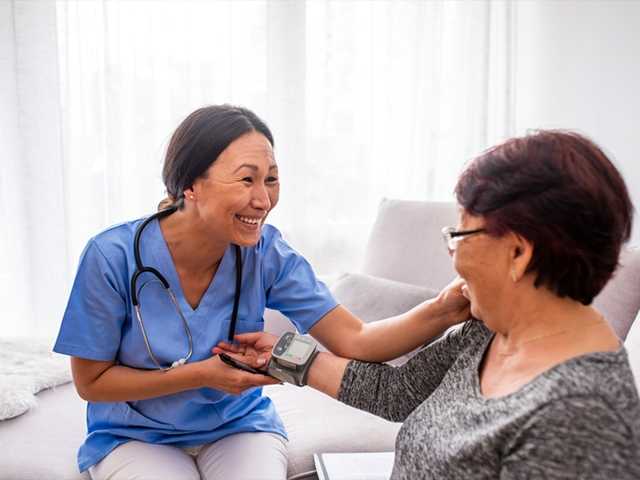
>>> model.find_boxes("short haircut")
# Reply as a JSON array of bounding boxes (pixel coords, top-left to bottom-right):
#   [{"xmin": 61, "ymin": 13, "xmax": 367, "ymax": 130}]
[{"xmin": 455, "ymin": 130, "xmax": 633, "ymax": 305}]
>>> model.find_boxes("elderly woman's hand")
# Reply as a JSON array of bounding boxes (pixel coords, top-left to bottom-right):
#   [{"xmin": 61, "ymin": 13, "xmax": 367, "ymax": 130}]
[
  {"xmin": 213, "ymin": 332, "xmax": 279, "ymax": 370},
  {"xmin": 433, "ymin": 277, "xmax": 471, "ymax": 327}
]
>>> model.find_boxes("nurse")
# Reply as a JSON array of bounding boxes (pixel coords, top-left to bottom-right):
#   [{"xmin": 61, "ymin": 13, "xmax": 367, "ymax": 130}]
[{"xmin": 54, "ymin": 105, "xmax": 468, "ymax": 480}]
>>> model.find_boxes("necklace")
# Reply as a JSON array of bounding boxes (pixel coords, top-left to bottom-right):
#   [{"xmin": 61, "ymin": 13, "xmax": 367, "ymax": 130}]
[
  {"xmin": 493, "ymin": 314, "xmax": 608, "ymax": 356},
  {"xmin": 494, "ymin": 329, "xmax": 569, "ymax": 356}
]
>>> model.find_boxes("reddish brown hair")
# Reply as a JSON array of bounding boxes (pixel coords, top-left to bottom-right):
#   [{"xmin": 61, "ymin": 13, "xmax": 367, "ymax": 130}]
[{"xmin": 455, "ymin": 130, "xmax": 633, "ymax": 304}]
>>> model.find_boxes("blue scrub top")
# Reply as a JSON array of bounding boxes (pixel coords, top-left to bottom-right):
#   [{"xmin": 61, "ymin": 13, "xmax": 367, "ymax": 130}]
[{"xmin": 53, "ymin": 219, "xmax": 337, "ymax": 472}]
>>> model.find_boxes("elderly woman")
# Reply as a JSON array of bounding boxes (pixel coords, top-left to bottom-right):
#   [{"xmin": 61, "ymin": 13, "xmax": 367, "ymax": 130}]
[
  {"xmin": 53, "ymin": 105, "xmax": 467, "ymax": 480},
  {"xmin": 220, "ymin": 130, "xmax": 640, "ymax": 478}
]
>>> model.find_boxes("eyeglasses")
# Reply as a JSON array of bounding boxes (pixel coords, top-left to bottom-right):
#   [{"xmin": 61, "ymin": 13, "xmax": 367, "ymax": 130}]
[{"xmin": 441, "ymin": 226, "xmax": 487, "ymax": 252}]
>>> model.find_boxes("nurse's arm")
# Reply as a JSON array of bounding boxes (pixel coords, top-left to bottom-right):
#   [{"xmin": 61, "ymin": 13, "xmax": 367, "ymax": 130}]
[
  {"xmin": 309, "ymin": 277, "xmax": 469, "ymax": 363},
  {"xmin": 71, "ymin": 354, "xmax": 279, "ymax": 402}
]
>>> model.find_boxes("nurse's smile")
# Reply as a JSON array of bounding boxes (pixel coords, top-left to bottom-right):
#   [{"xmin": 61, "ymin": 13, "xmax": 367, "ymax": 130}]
[
  {"xmin": 185, "ymin": 131, "xmax": 280, "ymax": 249},
  {"xmin": 235, "ymin": 215, "xmax": 264, "ymax": 226},
  {"xmin": 234, "ymin": 215, "xmax": 264, "ymax": 239}
]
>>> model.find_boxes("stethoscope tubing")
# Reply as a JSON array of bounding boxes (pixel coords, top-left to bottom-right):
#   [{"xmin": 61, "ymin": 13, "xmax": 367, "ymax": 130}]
[
  {"xmin": 131, "ymin": 206, "xmax": 178, "ymax": 306},
  {"xmin": 130, "ymin": 204, "xmax": 243, "ymax": 370}
]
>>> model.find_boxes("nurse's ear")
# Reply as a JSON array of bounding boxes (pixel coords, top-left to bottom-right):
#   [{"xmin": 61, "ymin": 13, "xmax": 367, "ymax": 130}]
[{"xmin": 184, "ymin": 187, "xmax": 196, "ymax": 202}]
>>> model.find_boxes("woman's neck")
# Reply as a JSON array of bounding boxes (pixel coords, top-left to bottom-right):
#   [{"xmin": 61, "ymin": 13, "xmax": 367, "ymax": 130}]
[
  {"xmin": 158, "ymin": 210, "xmax": 228, "ymax": 275},
  {"xmin": 489, "ymin": 289, "xmax": 608, "ymax": 354}
]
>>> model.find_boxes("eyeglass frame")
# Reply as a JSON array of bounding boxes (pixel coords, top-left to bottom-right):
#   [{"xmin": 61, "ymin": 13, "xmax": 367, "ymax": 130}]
[{"xmin": 441, "ymin": 226, "xmax": 487, "ymax": 251}]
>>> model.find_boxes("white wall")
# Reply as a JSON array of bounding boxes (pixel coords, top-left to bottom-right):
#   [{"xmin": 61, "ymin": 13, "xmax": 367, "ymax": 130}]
[{"xmin": 513, "ymin": 0, "xmax": 640, "ymax": 245}]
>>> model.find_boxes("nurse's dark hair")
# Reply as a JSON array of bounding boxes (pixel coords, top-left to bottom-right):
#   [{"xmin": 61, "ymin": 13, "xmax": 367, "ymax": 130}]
[
  {"xmin": 160, "ymin": 105, "xmax": 274, "ymax": 209},
  {"xmin": 455, "ymin": 130, "xmax": 633, "ymax": 305}
]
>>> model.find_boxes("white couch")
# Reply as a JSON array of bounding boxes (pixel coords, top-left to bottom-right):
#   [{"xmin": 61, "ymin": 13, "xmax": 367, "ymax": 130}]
[{"xmin": 1, "ymin": 199, "xmax": 639, "ymax": 480}]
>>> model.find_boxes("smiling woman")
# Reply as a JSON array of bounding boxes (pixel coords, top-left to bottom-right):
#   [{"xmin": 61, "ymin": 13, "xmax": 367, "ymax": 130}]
[{"xmin": 53, "ymin": 104, "xmax": 469, "ymax": 480}]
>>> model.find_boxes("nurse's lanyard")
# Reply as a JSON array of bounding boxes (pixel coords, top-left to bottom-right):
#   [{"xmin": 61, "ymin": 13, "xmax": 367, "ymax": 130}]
[{"xmin": 130, "ymin": 205, "xmax": 243, "ymax": 371}]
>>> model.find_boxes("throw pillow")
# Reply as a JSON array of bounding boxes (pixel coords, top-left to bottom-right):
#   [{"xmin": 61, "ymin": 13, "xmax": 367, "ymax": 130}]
[
  {"xmin": 330, "ymin": 273, "xmax": 439, "ymax": 365},
  {"xmin": 330, "ymin": 272, "xmax": 439, "ymax": 324},
  {"xmin": 0, "ymin": 338, "xmax": 71, "ymax": 420}
]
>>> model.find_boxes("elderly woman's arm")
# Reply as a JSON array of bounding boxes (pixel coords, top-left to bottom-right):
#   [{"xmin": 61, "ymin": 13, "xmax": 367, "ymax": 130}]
[
  {"xmin": 500, "ymin": 396, "xmax": 640, "ymax": 479},
  {"xmin": 304, "ymin": 321, "xmax": 472, "ymax": 422}
]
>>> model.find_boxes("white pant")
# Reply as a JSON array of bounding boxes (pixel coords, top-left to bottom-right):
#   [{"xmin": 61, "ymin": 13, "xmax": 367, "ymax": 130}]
[{"xmin": 89, "ymin": 432, "xmax": 288, "ymax": 480}]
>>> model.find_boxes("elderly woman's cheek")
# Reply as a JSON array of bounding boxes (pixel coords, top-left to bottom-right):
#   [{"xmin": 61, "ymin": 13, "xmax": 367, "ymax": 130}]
[
  {"xmin": 452, "ymin": 252, "xmax": 472, "ymax": 283},
  {"xmin": 453, "ymin": 254, "xmax": 488, "ymax": 320}
]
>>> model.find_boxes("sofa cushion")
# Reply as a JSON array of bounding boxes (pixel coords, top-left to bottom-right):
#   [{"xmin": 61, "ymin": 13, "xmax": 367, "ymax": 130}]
[
  {"xmin": 265, "ymin": 272, "xmax": 439, "ymax": 334},
  {"xmin": 330, "ymin": 273, "xmax": 440, "ymax": 366},
  {"xmin": 0, "ymin": 382, "xmax": 399, "ymax": 480},
  {"xmin": 593, "ymin": 247, "xmax": 640, "ymax": 340},
  {"xmin": 0, "ymin": 383, "xmax": 89, "ymax": 480},
  {"xmin": 266, "ymin": 384, "xmax": 400, "ymax": 478},
  {"xmin": 330, "ymin": 273, "xmax": 439, "ymax": 324},
  {"xmin": 624, "ymin": 311, "xmax": 640, "ymax": 389},
  {"xmin": 362, "ymin": 198, "xmax": 458, "ymax": 290}
]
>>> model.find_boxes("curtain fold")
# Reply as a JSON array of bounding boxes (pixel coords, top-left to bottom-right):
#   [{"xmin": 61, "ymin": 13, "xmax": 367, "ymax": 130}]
[
  {"xmin": 1, "ymin": 0, "xmax": 67, "ymax": 337},
  {"xmin": 1, "ymin": 0, "xmax": 513, "ymax": 337}
]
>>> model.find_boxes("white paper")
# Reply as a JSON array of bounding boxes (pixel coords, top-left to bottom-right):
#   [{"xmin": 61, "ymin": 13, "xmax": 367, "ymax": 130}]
[{"xmin": 314, "ymin": 451, "xmax": 395, "ymax": 480}]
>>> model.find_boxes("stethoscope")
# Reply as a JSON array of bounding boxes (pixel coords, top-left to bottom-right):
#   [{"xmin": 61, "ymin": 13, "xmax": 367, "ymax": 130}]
[{"xmin": 130, "ymin": 205, "xmax": 243, "ymax": 371}]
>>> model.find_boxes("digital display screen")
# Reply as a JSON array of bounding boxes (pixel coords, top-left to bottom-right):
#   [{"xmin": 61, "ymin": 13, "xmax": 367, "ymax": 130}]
[{"xmin": 287, "ymin": 339, "xmax": 309, "ymax": 358}]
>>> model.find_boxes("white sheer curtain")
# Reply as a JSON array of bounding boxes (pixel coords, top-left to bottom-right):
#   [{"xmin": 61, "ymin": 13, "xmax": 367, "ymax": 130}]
[{"xmin": 1, "ymin": 0, "xmax": 514, "ymax": 337}]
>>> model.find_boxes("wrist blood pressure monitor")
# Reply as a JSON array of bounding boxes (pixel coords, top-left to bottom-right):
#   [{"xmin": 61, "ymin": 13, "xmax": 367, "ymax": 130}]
[{"xmin": 267, "ymin": 332, "xmax": 319, "ymax": 386}]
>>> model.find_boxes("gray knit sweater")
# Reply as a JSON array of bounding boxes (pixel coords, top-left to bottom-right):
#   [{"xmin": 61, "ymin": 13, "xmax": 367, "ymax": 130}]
[{"xmin": 338, "ymin": 320, "xmax": 640, "ymax": 479}]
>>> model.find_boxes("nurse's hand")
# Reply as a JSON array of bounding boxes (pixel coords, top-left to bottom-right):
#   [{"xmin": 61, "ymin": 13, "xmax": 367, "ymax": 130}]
[
  {"xmin": 197, "ymin": 353, "xmax": 280, "ymax": 395},
  {"xmin": 213, "ymin": 332, "xmax": 278, "ymax": 369},
  {"xmin": 432, "ymin": 276, "xmax": 471, "ymax": 327}
]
